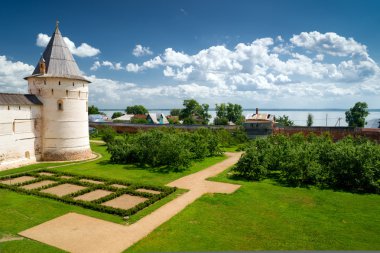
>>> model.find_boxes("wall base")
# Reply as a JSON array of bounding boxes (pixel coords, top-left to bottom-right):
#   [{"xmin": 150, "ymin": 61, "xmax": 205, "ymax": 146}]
[{"xmin": 42, "ymin": 148, "xmax": 93, "ymax": 161}]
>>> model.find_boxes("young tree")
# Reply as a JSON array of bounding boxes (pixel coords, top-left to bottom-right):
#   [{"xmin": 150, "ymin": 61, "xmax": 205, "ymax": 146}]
[
  {"xmin": 345, "ymin": 102, "xmax": 369, "ymax": 127},
  {"xmin": 276, "ymin": 115, "xmax": 295, "ymax": 126},
  {"xmin": 88, "ymin": 105, "xmax": 100, "ymax": 115},
  {"xmin": 170, "ymin": 109, "xmax": 181, "ymax": 116},
  {"xmin": 307, "ymin": 113, "xmax": 313, "ymax": 127},
  {"xmin": 214, "ymin": 103, "xmax": 244, "ymax": 125},
  {"xmin": 180, "ymin": 99, "xmax": 211, "ymax": 125},
  {"xmin": 111, "ymin": 112, "xmax": 124, "ymax": 119},
  {"xmin": 125, "ymin": 105, "xmax": 148, "ymax": 115}
]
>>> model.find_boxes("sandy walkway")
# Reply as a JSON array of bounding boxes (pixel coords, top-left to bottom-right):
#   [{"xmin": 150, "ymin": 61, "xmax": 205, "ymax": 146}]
[{"xmin": 19, "ymin": 152, "xmax": 242, "ymax": 253}]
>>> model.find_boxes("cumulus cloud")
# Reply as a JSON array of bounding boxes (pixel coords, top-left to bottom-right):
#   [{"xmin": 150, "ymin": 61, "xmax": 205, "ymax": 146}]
[
  {"xmin": 132, "ymin": 45, "xmax": 153, "ymax": 57},
  {"xmin": 36, "ymin": 33, "xmax": 100, "ymax": 57},
  {"xmin": 290, "ymin": 31, "xmax": 368, "ymax": 57},
  {"xmin": 91, "ymin": 61, "xmax": 123, "ymax": 71},
  {"xmin": 0, "ymin": 55, "xmax": 34, "ymax": 93}
]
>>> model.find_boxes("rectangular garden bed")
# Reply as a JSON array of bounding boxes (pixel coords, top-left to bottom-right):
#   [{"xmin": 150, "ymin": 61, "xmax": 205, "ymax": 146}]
[{"xmin": 0, "ymin": 169, "xmax": 176, "ymax": 217}]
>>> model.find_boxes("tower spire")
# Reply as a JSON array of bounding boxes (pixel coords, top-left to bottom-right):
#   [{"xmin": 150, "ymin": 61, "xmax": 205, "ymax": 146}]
[{"xmin": 56, "ymin": 20, "xmax": 59, "ymax": 30}]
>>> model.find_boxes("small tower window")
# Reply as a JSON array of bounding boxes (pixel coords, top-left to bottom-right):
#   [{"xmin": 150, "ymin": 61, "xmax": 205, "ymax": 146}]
[
  {"xmin": 83, "ymin": 84, "xmax": 84, "ymax": 87},
  {"xmin": 73, "ymin": 82, "xmax": 75, "ymax": 86},
  {"xmin": 7, "ymin": 105, "xmax": 10, "ymax": 110},
  {"xmin": 19, "ymin": 106, "xmax": 21, "ymax": 110},
  {"xmin": 44, "ymin": 80, "xmax": 46, "ymax": 85},
  {"xmin": 57, "ymin": 100, "xmax": 63, "ymax": 111},
  {"xmin": 38, "ymin": 89, "xmax": 41, "ymax": 95},
  {"xmin": 59, "ymin": 81, "xmax": 61, "ymax": 85},
  {"xmin": 79, "ymin": 91, "xmax": 81, "ymax": 98},
  {"xmin": 66, "ymin": 90, "xmax": 69, "ymax": 96},
  {"xmin": 13, "ymin": 121, "xmax": 16, "ymax": 133},
  {"xmin": 51, "ymin": 89, "xmax": 54, "ymax": 95}
]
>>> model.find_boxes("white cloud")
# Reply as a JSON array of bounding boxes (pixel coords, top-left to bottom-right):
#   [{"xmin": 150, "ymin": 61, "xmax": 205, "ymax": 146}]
[
  {"xmin": 290, "ymin": 31, "xmax": 368, "ymax": 57},
  {"xmin": 132, "ymin": 45, "xmax": 153, "ymax": 57},
  {"xmin": 91, "ymin": 61, "xmax": 123, "ymax": 71},
  {"xmin": 126, "ymin": 63, "xmax": 142, "ymax": 73},
  {"xmin": 0, "ymin": 55, "xmax": 34, "ymax": 93},
  {"xmin": 36, "ymin": 33, "xmax": 100, "ymax": 57}
]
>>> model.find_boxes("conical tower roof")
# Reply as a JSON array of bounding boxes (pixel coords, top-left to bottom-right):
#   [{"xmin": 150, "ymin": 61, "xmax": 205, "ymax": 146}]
[{"xmin": 25, "ymin": 22, "xmax": 89, "ymax": 82}]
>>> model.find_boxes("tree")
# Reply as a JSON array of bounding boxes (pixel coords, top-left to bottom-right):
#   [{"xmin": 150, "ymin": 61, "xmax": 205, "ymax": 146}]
[
  {"xmin": 111, "ymin": 112, "xmax": 124, "ymax": 119},
  {"xmin": 88, "ymin": 105, "xmax": 100, "ymax": 115},
  {"xmin": 345, "ymin": 102, "xmax": 369, "ymax": 127},
  {"xmin": 214, "ymin": 103, "xmax": 244, "ymax": 125},
  {"xmin": 307, "ymin": 113, "xmax": 313, "ymax": 127},
  {"xmin": 180, "ymin": 99, "xmax": 211, "ymax": 125},
  {"xmin": 170, "ymin": 109, "xmax": 181, "ymax": 116},
  {"xmin": 276, "ymin": 115, "xmax": 294, "ymax": 126},
  {"xmin": 125, "ymin": 105, "xmax": 148, "ymax": 115}
]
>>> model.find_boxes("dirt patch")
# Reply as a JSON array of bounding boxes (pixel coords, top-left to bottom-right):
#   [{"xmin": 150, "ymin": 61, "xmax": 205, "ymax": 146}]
[
  {"xmin": 102, "ymin": 194, "xmax": 148, "ymax": 210},
  {"xmin": 74, "ymin": 190, "xmax": 113, "ymax": 201},
  {"xmin": 38, "ymin": 172, "xmax": 55, "ymax": 177},
  {"xmin": 0, "ymin": 176, "xmax": 35, "ymax": 185},
  {"xmin": 0, "ymin": 234, "xmax": 24, "ymax": 243},
  {"xmin": 21, "ymin": 180, "xmax": 56, "ymax": 190},
  {"xmin": 60, "ymin": 175, "xmax": 73, "ymax": 179},
  {"xmin": 41, "ymin": 184, "xmax": 86, "ymax": 197},
  {"xmin": 110, "ymin": 184, "xmax": 128, "ymax": 189},
  {"xmin": 80, "ymin": 179, "xmax": 104, "ymax": 185},
  {"xmin": 136, "ymin": 189, "xmax": 161, "ymax": 195}
]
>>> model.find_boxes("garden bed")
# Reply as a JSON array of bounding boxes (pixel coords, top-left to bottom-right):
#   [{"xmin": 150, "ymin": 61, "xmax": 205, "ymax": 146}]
[{"xmin": 0, "ymin": 169, "xmax": 176, "ymax": 217}]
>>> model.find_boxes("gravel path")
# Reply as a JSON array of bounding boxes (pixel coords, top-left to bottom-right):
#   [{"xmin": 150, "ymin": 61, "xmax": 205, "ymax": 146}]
[{"xmin": 19, "ymin": 152, "xmax": 242, "ymax": 253}]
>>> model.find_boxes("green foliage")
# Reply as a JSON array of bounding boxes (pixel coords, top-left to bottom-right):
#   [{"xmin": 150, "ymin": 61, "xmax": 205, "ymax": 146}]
[
  {"xmin": 232, "ymin": 133, "xmax": 380, "ymax": 193},
  {"xmin": 214, "ymin": 103, "xmax": 244, "ymax": 125},
  {"xmin": 131, "ymin": 117, "xmax": 148, "ymax": 124},
  {"xmin": 276, "ymin": 115, "xmax": 295, "ymax": 126},
  {"xmin": 126, "ymin": 105, "xmax": 148, "ymax": 115},
  {"xmin": 111, "ymin": 112, "xmax": 124, "ymax": 119},
  {"xmin": 107, "ymin": 128, "xmax": 227, "ymax": 170},
  {"xmin": 99, "ymin": 126, "xmax": 117, "ymax": 143},
  {"xmin": 88, "ymin": 105, "xmax": 100, "ymax": 114},
  {"xmin": 307, "ymin": 113, "xmax": 313, "ymax": 127},
  {"xmin": 345, "ymin": 102, "xmax": 369, "ymax": 127},
  {"xmin": 179, "ymin": 99, "xmax": 211, "ymax": 125},
  {"xmin": 0, "ymin": 169, "xmax": 175, "ymax": 217},
  {"xmin": 170, "ymin": 109, "xmax": 181, "ymax": 116}
]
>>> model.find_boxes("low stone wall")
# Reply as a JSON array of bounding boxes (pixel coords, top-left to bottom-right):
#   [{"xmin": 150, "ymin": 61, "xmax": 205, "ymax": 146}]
[
  {"xmin": 89, "ymin": 122, "xmax": 238, "ymax": 133},
  {"xmin": 42, "ymin": 149, "xmax": 93, "ymax": 161},
  {"xmin": 274, "ymin": 126, "xmax": 380, "ymax": 143}
]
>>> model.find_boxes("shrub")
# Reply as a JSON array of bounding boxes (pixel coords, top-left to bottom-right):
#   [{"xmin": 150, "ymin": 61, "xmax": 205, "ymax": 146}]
[{"xmin": 232, "ymin": 133, "xmax": 380, "ymax": 193}]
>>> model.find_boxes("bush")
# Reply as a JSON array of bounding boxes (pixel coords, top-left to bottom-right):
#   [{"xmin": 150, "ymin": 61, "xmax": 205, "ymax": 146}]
[
  {"xmin": 107, "ymin": 128, "xmax": 226, "ymax": 170},
  {"xmin": 99, "ymin": 126, "xmax": 117, "ymax": 143},
  {"xmin": 232, "ymin": 133, "xmax": 380, "ymax": 193}
]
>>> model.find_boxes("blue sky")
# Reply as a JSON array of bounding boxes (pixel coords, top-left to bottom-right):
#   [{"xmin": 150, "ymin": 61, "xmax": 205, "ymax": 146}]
[{"xmin": 1, "ymin": 0, "xmax": 380, "ymax": 109}]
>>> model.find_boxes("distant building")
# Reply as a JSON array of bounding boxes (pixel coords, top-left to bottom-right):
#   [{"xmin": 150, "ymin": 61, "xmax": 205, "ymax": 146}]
[
  {"xmin": 366, "ymin": 118, "xmax": 380, "ymax": 128},
  {"xmin": 147, "ymin": 113, "xmax": 169, "ymax": 125},
  {"xmin": 112, "ymin": 114, "xmax": 134, "ymax": 123},
  {"xmin": 243, "ymin": 108, "xmax": 275, "ymax": 138},
  {"xmin": 88, "ymin": 114, "xmax": 107, "ymax": 123},
  {"xmin": 0, "ymin": 23, "xmax": 92, "ymax": 169}
]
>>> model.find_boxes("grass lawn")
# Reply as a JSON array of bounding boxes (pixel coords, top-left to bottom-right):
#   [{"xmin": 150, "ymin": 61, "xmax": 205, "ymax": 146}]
[
  {"xmin": 126, "ymin": 170, "xmax": 380, "ymax": 252},
  {"xmin": 0, "ymin": 142, "xmax": 226, "ymax": 252},
  {"xmin": 46, "ymin": 143, "xmax": 228, "ymax": 186}
]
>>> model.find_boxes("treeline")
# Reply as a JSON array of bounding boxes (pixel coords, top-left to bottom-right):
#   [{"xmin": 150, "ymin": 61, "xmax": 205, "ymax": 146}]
[
  {"xmin": 104, "ymin": 127, "xmax": 248, "ymax": 171},
  {"xmin": 232, "ymin": 133, "xmax": 380, "ymax": 193}
]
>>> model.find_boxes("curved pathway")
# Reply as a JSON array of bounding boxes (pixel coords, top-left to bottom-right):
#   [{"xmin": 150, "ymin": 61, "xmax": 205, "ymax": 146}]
[{"xmin": 19, "ymin": 152, "xmax": 242, "ymax": 253}]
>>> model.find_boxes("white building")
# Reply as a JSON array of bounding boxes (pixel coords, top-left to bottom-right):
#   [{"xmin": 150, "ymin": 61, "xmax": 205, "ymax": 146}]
[{"xmin": 0, "ymin": 23, "xmax": 92, "ymax": 170}]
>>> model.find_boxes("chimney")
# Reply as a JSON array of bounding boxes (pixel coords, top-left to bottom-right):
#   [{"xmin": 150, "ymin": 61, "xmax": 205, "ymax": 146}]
[{"xmin": 256, "ymin": 108, "xmax": 259, "ymax": 115}]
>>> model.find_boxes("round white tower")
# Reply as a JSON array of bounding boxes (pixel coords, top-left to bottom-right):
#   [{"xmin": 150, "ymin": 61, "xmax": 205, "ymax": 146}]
[{"xmin": 25, "ymin": 23, "xmax": 92, "ymax": 161}]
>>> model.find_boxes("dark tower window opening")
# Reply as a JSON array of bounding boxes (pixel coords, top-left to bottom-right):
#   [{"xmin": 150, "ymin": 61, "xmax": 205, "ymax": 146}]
[
  {"xmin": 57, "ymin": 100, "xmax": 64, "ymax": 111},
  {"xmin": 59, "ymin": 81, "xmax": 61, "ymax": 85}
]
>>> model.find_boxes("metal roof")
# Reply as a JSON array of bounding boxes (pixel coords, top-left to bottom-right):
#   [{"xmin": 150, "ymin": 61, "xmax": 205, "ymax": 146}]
[
  {"xmin": 25, "ymin": 24, "xmax": 89, "ymax": 82},
  {"xmin": 0, "ymin": 93, "xmax": 43, "ymax": 106}
]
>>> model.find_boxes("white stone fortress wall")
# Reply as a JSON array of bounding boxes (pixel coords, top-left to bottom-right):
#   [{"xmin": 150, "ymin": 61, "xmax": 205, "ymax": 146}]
[
  {"xmin": 28, "ymin": 77, "xmax": 91, "ymax": 161},
  {"xmin": 0, "ymin": 104, "xmax": 42, "ymax": 169}
]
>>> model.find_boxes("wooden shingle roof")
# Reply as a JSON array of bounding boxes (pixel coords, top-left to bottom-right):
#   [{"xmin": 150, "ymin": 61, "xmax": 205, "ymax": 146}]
[
  {"xmin": 0, "ymin": 93, "xmax": 43, "ymax": 106},
  {"xmin": 25, "ymin": 23, "xmax": 89, "ymax": 82}
]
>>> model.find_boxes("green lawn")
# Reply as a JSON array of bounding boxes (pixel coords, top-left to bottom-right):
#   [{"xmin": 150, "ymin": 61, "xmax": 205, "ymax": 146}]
[
  {"xmin": 126, "ymin": 171, "xmax": 380, "ymax": 252},
  {"xmin": 0, "ymin": 143, "xmax": 226, "ymax": 252},
  {"xmin": 1, "ymin": 143, "xmax": 379, "ymax": 252}
]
